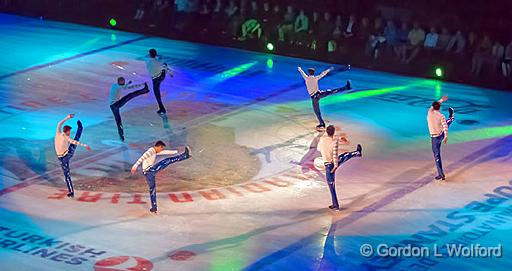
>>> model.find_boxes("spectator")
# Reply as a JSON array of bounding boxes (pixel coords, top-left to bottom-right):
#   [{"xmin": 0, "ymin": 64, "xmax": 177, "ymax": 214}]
[
  {"xmin": 225, "ymin": 0, "xmax": 238, "ymax": 18},
  {"xmin": 394, "ymin": 21, "xmax": 409, "ymax": 58},
  {"xmin": 294, "ymin": 9, "xmax": 309, "ymax": 44},
  {"xmin": 278, "ymin": 5, "xmax": 295, "ymax": 42},
  {"xmin": 357, "ymin": 17, "xmax": 371, "ymax": 46},
  {"xmin": 308, "ymin": 11, "xmax": 320, "ymax": 50},
  {"xmin": 260, "ymin": 2, "xmax": 272, "ymax": 38},
  {"xmin": 332, "ymin": 14, "xmax": 343, "ymax": 40},
  {"xmin": 366, "ymin": 17, "xmax": 385, "ymax": 59},
  {"xmin": 133, "ymin": 2, "xmax": 146, "ymax": 21},
  {"xmin": 502, "ymin": 40, "xmax": 512, "ymax": 77},
  {"xmin": 491, "ymin": 40, "xmax": 505, "ymax": 73},
  {"xmin": 249, "ymin": 1, "xmax": 259, "ymax": 19},
  {"xmin": 401, "ymin": 22, "xmax": 425, "ymax": 63},
  {"xmin": 466, "ymin": 31, "xmax": 479, "ymax": 56},
  {"xmin": 343, "ymin": 15, "xmax": 357, "ymax": 39},
  {"xmin": 383, "ymin": 20, "xmax": 397, "ymax": 45},
  {"xmin": 318, "ymin": 12, "xmax": 333, "ymax": 48},
  {"xmin": 240, "ymin": 18, "xmax": 261, "ymax": 41},
  {"xmin": 471, "ymin": 34, "xmax": 492, "ymax": 76},
  {"xmin": 266, "ymin": 4, "xmax": 281, "ymax": 41},
  {"xmin": 446, "ymin": 30, "xmax": 466, "ymax": 54},
  {"xmin": 436, "ymin": 27, "xmax": 452, "ymax": 50},
  {"xmin": 423, "ymin": 26, "xmax": 439, "ymax": 49}
]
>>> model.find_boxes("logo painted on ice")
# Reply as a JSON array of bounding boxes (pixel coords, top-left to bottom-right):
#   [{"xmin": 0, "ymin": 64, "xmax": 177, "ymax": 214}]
[{"xmin": 94, "ymin": 256, "xmax": 153, "ymax": 271}]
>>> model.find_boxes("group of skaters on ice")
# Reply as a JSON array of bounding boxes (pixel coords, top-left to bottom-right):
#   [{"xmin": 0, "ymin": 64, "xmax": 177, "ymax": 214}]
[{"xmin": 54, "ymin": 48, "xmax": 455, "ymax": 213}]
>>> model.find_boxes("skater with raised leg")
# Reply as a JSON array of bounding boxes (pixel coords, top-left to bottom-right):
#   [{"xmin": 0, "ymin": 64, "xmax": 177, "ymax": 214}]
[
  {"xmin": 146, "ymin": 48, "xmax": 173, "ymax": 115},
  {"xmin": 131, "ymin": 141, "xmax": 191, "ymax": 213},
  {"xmin": 427, "ymin": 96, "xmax": 455, "ymax": 181},
  {"xmin": 298, "ymin": 66, "xmax": 352, "ymax": 130},
  {"xmin": 109, "ymin": 77, "xmax": 149, "ymax": 141},
  {"xmin": 54, "ymin": 114, "xmax": 92, "ymax": 198},
  {"xmin": 317, "ymin": 125, "xmax": 362, "ymax": 210}
]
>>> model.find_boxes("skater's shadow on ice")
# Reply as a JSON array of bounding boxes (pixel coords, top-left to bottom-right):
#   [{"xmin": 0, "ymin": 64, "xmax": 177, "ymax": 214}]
[{"xmin": 0, "ymin": 138, "xmax": 57, "ymax": 184}]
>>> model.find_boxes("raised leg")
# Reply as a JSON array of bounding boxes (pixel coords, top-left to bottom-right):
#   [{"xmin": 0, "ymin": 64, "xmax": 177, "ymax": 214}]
[
  {"xmin": 148, "ymin": 150, "xmax": 191, "ymax": 173},
  {"xmin": 311, "ymin": 96, "xmax": 325, "ymax": 126},
  {"xmin": 431, "ymin": 134, "xmax": 444, "ymax": 177},
  {"xmin": 115, "ymin": 84, "xmax": 149, "ymax": 108},
  {"xmin": 67, "ymin": 120, "xmax": 83, "ymax": 158},
  {"xmin": 337, "ymin": 149, "xmax": 361, "ymax": 166}
]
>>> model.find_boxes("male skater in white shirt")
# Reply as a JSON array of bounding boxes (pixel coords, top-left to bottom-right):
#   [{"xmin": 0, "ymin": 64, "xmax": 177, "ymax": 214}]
[
  {"xmin": 427, "ymin": 96, "xmax": 455, "ymax": 181},
  {"xmin": 298, "ymin": 66, "xmax": 352, "ymax": 129},
  {"xmin": 109, "ymin": 77, "xmax": 149, "ymax": 141},
  {"xmin": 131, "ymin": 141, "xmax": 191, "ymax": 213},
  {"xmin": 54, "ymin": 114, "xmax": 92, "ymax": 198},
  {"xmin": 317, "ymin": 125, "xmax": 362, "ymax": 210},
  {"xmin": 146, "ymin": 48, "xmax": 173, "ymax": 115}
]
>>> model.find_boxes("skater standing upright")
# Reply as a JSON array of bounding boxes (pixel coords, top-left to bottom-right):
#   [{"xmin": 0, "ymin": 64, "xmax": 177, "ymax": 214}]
[
  {"xmin": 131, "ymin": 141, "xmax": 191, "ymax": 213},
  {"xmin": 317, "ymin": 125, "xmax": 362, "ymax": 210},
  {"xmin": 109, "ymin": 77, "xmax": 149, "ymax": 141},
  {"xmin": 54, "ymin": 114, "xmax": 91, "ymax": 198},
  {"xmin": 298, "ymin": 66, "xmax": 352, "ymax": 130},
  {"xmin": 146, "ymin": 48, "xmax": 173, "ymax": 115},
  {"xmin": 427, "ymin": 96, "xmax": 455, "ymax": 181}
]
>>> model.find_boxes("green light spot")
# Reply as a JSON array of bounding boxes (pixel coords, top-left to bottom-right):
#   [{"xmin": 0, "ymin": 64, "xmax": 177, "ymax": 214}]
[
  {"xmin": 109, "ymin": 18, "xmax": 117, "ymax": 27},
  {"xmin": 266, "ymin": 42, "xmax": 274, "ymax": 51},
  {"xmin": 266, "ymin": 59, "xmax": 273, "ymax": 68},
  {"xmin": 435, "ymin": 67, "xmax": 443, "ymax": 77}
]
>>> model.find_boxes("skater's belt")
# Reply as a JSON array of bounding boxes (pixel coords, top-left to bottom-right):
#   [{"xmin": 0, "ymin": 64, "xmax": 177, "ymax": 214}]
[
  {"xmin": 57, "ymin": 150, "xmax": 68, "ymax": 158},
  {"xmin": 431, "ymin": 133, "xmax": 443, "ymax": 137}
]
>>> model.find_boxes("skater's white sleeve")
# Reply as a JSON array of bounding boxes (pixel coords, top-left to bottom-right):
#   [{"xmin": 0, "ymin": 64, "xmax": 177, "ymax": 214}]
[
  {"xmin": 133, "ymin": 148, "xmax": 156, "ymax": 169},
  {"xmin": 67, "ymin": 137, "xmax": 88, "ymax": 148},
  {"xmin": 333, "ymin": 138, "xmax": 340, "ymax": 167},
  {"xmin": 316, "ymin": 68, "xmax": 331, "ymax": 80},
  {"xmin": 158, "ymin": 150, "xmax": 179, "ymax": 156},
  {"xmin": 297, "ymin": 67, "xmax": 307, "ymax": 79},
  {"xmin": 56, "ymin": 115, "xmax": 71, "ymax": 134},
  {"xmin": 440, "ymin": 115, "xmax": 448, "ymax": 136}
]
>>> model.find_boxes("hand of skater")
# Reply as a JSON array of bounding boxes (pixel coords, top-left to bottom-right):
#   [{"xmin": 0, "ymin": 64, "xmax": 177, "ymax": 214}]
[
  {"xmin": 68, "ymin": 113, "xmax": 75, "ymax": 119},
  {"xmin": 131, "ymin": 167, "xmax": 137, "ymax": 175},
  {"xmin": 443, "ymin": 136, "xmax": 448, "ymax": 144},
  {"xmin": 339, "ymin": 136, "xmax": 349, "ymax": 144},
  {"xmin": 85, "ymin": 146, "xmax": 92, "ymax": 151},
  {"xmin": 441, "ymin": 95, "xmax": 448, "ymax": 102}
]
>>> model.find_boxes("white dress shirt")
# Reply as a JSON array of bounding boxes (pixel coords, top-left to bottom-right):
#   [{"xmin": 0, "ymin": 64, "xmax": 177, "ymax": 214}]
[
  {"xmin": 427, "ymin": 100, "xmax": 448, "ymax": 137},
  {"xmin": 132, "ymin": 147, "xmax": 178, "ymax": 172},
  {"xmin": 298, "ymin": 67, "xmax": 331, "ymax": 96},
  {"xmin": 54, "ymin": 116, "xmax": 88, "ymax": 157}
]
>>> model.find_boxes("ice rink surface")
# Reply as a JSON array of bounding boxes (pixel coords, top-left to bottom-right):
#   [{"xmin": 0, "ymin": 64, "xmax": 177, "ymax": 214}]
[{"xmin": 0, "ymin": 13, "xmax": 511, "ymax": 271}]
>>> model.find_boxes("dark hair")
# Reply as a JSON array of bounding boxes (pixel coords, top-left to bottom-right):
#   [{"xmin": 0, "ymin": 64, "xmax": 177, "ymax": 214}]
[
  {"xmin": 432, "ymin": 101, "xmax": 441, "ymax": 110},
  {"xmin": 149, "ymin": 48, "xmax": 157, "ymax": 58},
  {"xmin": 63, "ymin": 125, "xmax": 72, "ymax": 133},
  {"xmin": 154, "ymin": 140, "xmax": 166, "ymax": 147},
  {"xmin": 308, "ymin": 68, "xmax": 315, "ymax": 75},
  {"xmin": 326, "ymin": 125, "xmax": 335, "ymax": 136},
  {"xmin": 117, "ymin": 77, "xmax": 125, "ymax": 84}
]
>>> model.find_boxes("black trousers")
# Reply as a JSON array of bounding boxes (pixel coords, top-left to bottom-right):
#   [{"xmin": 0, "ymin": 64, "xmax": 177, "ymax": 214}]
[{"xmin": 152, "ymin": 70, "xmax": 167, "ymax": 113}]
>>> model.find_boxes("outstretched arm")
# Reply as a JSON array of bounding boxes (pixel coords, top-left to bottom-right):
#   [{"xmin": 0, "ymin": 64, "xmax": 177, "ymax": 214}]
[
  {"xmin": 131, "ymin": 148, "xmax": 155, "ymax": 174},
  {"xmin": 56, "ymin": 114, "xmax": 73, "ymax": 134},
  {"xmin": 317, "ymin": 66, "xmax": 334, "ymax": 79},
  {"xmin": 331, "ymin": 138, "xmax": 340, "ymax": 172},
  {"xmin": 297, "ymin": 67, "xmax": 307, "ymax": 79},
  {"xmin": 66, "ymin": 137, "xmax": 89, "ymax": 150}
]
